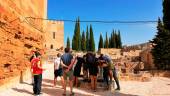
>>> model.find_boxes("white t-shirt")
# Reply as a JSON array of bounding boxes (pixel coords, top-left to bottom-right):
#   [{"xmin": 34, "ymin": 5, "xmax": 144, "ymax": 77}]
[{"xmin": 54, "ymin": 57, "xmax": 61, "ymax": 70}]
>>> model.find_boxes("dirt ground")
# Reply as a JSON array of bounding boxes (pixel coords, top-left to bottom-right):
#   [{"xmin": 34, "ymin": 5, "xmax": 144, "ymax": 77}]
[{"xmin": 0, "ymin": 63, "xmax": 170, "ymax": 96}]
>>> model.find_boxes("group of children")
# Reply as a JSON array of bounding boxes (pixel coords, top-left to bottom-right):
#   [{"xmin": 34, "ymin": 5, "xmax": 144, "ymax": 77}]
[{"xmin": 30, "ymin": 47, "xmax": 120, "ymax": 96}]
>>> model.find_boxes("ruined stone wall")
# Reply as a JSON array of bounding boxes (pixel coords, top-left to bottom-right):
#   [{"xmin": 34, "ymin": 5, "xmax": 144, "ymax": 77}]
[
  {"xmin": 99, "ymin": 48, "xmax": 122, "ymax": 59},
  {"xmin": 123, "ymin": 50, "xmax": 142, "ymax": 57},
  {"xmin": 140, "ymin": 49, "xmax": 154, "ymax": 69},
  {"xmin": 0, "ymin": 0, "xmax": 47, "ymax": 86}
]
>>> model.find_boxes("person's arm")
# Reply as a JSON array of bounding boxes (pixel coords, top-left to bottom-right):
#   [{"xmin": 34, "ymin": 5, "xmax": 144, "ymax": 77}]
[
  {"xmin": 65, "ymin": 57, "xmax": 77, "ymax": 73},
  {"xmin": 37, "ymin": 61, "xmax": 42, "ymax": 69},
  {"xmin": 68, "ymin": 57, "xmax": 77, "ymax": 70},
  {"xmin": 60, "ymin": 59, "xmax": 68, "ymax": 68},
  {"xmin": 54, "ymin": 61, "xmax": 55, "ymax": 71},
  {"xmin": 37, "ymin": 60, "xmax": 45, "ymax": 70}
]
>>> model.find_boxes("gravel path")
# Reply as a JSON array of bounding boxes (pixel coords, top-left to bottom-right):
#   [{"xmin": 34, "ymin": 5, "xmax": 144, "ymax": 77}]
[{"xmin": 0, "ymin": 63, "xmax": 170, "ymax": 96}]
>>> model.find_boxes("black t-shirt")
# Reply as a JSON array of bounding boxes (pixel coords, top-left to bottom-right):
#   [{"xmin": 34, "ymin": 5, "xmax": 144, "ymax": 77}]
[{"xmin": 74, "ymin": 57, "xmax": 84, "ymax": 71}]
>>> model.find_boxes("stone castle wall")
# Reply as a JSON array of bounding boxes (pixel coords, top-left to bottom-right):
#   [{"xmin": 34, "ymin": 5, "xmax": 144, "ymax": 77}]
[
  {"xmin": 0, "ymin": 0, "xmax": 47, "ymax": 86},
  {"xmin": 44, "ymin": 21, "xmax": 64, "ymax": 50}
]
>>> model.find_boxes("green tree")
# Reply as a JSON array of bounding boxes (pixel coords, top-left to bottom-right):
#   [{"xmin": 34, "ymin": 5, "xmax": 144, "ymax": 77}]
[
  {"xmin": 72, "ymin": 17, "xmax": 81, "ymax": 51},
  {"xmin": 109, "ymin": 33, "xmax": 113, "ymax": 48},
  {"xmin": 72, "ymin": 38, "xmax": 74, "ymax": 49},
  {"xmin": 104, "ymin": 32, "xmax": 109, "ymax": 48},
  {"xmin": 163, "ymin": 0, "xmax": 170, "ymax": 30},
  {"xmin": 89, "ymin": 24, "xmax": 95, "ymax": 52},
  {"xmin": 117, "ymin": 30, "xmax": 122, "ymax": 48},
  {"xmin": 66, "ymin": 37, "xmax": 70, "ymax": 48},
  {"xmin": 72, "ymin": 20, "xmax": 77, "ymax": 50},
  {"xmin": 77, "ymin": 17, "xmax": 81, "ymax": 51},
  {"xmin": 151, "ymin": 18, "xmax": 169, "ymax": 69},
  {"xmin": 72, "ymin": 19, "xmax": 77, "ymax": 50},
  {"xmin": 112, "ymin": 30, "xmax": 116, "ymax": 48},
  {"xmin": 98, "ymin": 33, "xmax": 104, "ymax": 50},
  {"xmin": 151, "ymin": 0, "xmax": 170, "ymax": 70},
  {"xmin": 81, "ymin": 31, "xmax": 86, "ymax": 51},
  {"xmin": 86, "ymin": 26, "xmax": 89, "ymax": 51}
]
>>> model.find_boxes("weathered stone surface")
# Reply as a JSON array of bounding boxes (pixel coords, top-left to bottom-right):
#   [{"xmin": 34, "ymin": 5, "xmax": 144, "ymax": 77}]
[{"xmin": 0, "ymin": 0, "xmax": 47, "ymax": 87}]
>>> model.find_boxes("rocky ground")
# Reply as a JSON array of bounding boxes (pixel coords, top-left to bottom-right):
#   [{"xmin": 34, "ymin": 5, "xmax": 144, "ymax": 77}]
[{"xmin": 0, "ymin": 63, "xmax": 170, "ymax": 96}]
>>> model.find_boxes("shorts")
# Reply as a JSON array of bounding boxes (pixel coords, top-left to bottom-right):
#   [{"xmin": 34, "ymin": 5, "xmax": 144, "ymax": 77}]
[
  {"xmin": 89, "ymin": 66, "xmax": 98, "ymax": 76},
  {"xmin": 54, "ymin": 68, "xmax": 63, "ymax": 77},
  {"xmin": 83, "ymin": 63, "xmax": 89, "ymax": 71},
  {"xmin": 73, "ymin": 67, "xmax": 81, "ymax": 77},
  {"xmin": 63, "ymin": 69, "xmax": 73, "ymax": 80}
]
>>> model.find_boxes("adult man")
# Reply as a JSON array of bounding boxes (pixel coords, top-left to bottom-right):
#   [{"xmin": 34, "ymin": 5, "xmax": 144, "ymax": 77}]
[
  {"xmin": 103, "ymin": 55, "xmax": 120, "ymax": 90},
  {"xmin": 98, "ymin": 54, "xmax": 110, "ymax": 90},
  {"xmin": 61, "ymin": 48, "xmax": 76, "ymax": 96}
]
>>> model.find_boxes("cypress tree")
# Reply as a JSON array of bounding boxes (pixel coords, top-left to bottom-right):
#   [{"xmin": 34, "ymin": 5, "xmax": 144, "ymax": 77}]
[
  {"xmin": 77, "ymin": 17, "xmax": 81, "ymax": 51},
  {"xmin": 81, "ymin": 31, "xmax": 86, "ymax": 51},
  {"xmin": 72, "ymin": 38, "xmax": 74, "ymax": 50},
  {"xmin": 89, "ymin": 24, "xmax": 95, "ymax": 52},
  {"xmin": 74, "ymin": 19, "xmax": 78, "ymax": 50},
  {"xmin": 105, "ymin": 32, "xmax": 109, "ymax": 48},
  {"xmin": 72, "ymin": 19, "xmax": 77, "ymax": 50},
  {"xmin": 115, "ymin": 31, "xmax": 119, "ymax": 48},
  {"xmin": 86, "ymin": 26, "xmax": 89, "ymax": 51},
  {"xmin": 116, "ymin": 30, "xmax": 122, "ymax": 48},
  {"xmin": 66, "ymin": 37, "xmax": 70, "ymax": 48},
  {"xmin": 112, "ymin": 30, "xmax": 116, "ymax": 48},
  {"xmin": 109, "ymin": 33, "xmax": 113, "ymax": 48},
  {"xmin": 98, "ymin": 33, "xmax": 104, "ymax": 50},
  {"xmin": 72, "ymin": 17, "xmax": 81, "ymax": 51}
]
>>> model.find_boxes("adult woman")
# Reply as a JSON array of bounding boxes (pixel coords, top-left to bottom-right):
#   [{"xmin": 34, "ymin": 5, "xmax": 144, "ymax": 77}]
[{"xmin": 86, "ymin": 52, "xmax": 98, "ymax": 92}]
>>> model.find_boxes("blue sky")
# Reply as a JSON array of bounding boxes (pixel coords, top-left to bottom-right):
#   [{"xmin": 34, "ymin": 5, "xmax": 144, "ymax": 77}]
[{"xmin": 47, "ymin": 0, "xmax": 162, "ymax": 48}]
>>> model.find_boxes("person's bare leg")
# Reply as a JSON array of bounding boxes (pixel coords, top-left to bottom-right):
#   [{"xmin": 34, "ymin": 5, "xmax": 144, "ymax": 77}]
[
  {"xmin": 94, "ymin": 76, "xmax": 97, "ymax": 91},
  {"xmin": 69, "ymin": 80, "xmax": 73, "ymax": 94},
  {"xmin": 75, "ymin": 77, "xmax": 79, "ymax": 87},
  {"xmin": 83, "ymin": 70, "xmax": 87, "ymax": 80},
  {"xmin": 54, "ymin": 77, "xmax": 57, "ymax": 87},
  {"xmin": 63, "ymin": 74, "xmax": 67, "ymax": 95},
  {"xmin": 60, "ymin": 76, "xmax": 65, "ymax": 89},
  {"xmin": 90, "ymin": 75, "xmax": 94, "ymax": 90},
  {"xmin": 73, "ymin": 76, "xmax": 76, "ymax": 86},
  {"xmin": 109, "ymin": 70, "xmax": 113, "ymax": 82}
]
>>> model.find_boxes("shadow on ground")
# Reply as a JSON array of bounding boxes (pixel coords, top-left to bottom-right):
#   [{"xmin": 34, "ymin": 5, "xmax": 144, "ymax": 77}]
[
  {"xmin": 41, "ymin": 79, "xmax": 139, "ymax": 96},
  {"xmin": 43, "ymin": 78, "xmax": 53, "ymax": 84},
  {"xmin": 12, "ymin": 88, "xmax": 33, "ymax": 95}
]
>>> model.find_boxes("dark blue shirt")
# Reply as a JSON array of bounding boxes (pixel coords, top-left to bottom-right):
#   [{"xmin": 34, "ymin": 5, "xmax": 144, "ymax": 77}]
[{"xmin": 61, "ymin": 53, "xmax": 73, "ymax": 67}]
